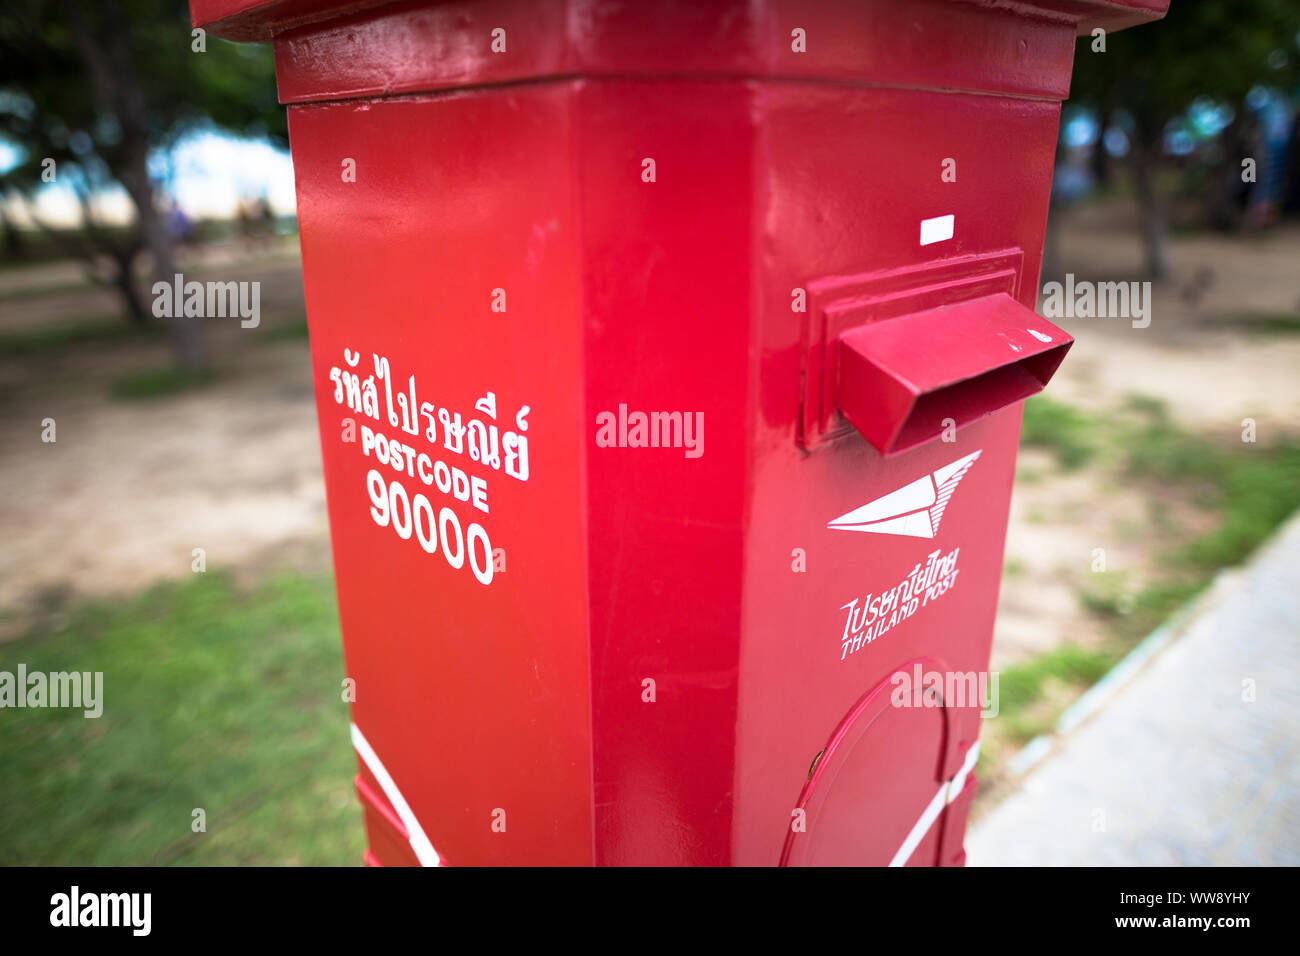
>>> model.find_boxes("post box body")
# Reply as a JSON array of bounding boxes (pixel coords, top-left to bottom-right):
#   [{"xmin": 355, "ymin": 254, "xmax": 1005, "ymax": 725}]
[{"xmin": 193, "ymin": 0, "xmax": 1167, "ymax": 865}]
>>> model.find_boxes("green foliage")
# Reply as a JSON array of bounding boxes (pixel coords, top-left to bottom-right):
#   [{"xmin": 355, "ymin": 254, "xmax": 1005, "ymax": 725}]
[
  {"xmin": 0, "ymin": 1, "xmax": 284, "ymax": 194},
  {"xmin": 1115, "ymin": 401, "xmax": 1300, "ymax": 572},
  {"xmin": 1078, "ymin": 571, "xmax": 1129, "ymax": 619},
  {"xmin": 0, "ymin": 2, "xmax": 284, "ymax": 343},
  {"xmin": 1071, "ymin": 2, "xmax": 1300, "ymax": 137},
  {"xmin": 1182, "ymin": 444, "xmax": 1300, "ymax": 568},
  {"xmin": 111, "ymin": 364, "xmax": 215, "ymax": 400},
  {"xmin": 1078, "ymin": 396, "xmax": 1300, "ymax": 637},
  {"xmin": 0, "ymin": 315, "xmax": 158, "ymax": 354},
  {"xmin": 0, "ymin": 571, "xmax": 362, "ymax": 865},
  {"xmin": 1020, "ymin": 394, "xmax": 1097, "ymax": 469},
  {"xmin": 1223, "ymin": 312, "xmax": 1300, "ymax": 335},
  {"xmin": 995, "ymin": 644, "xmax": 1117, "ymax": 742},
  {"xmin": 259, "ymin": 315, "xmax": 311, "ymax": 342}
]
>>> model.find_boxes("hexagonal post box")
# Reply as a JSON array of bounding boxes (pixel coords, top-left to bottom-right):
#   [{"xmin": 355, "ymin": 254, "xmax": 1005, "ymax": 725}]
[{"xmin": 191, "ymin": 0, "xmax": 1168, "ymax": 865}]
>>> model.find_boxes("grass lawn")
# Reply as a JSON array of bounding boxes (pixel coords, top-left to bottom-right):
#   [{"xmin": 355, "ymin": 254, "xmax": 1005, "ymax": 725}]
[
  {"xmin": 0, "ymin": 571, "xmax": 363, "ymax": 866},
  {"xmin": 987, "ymin": 394, "xmax": 1300, "ymax": 752}
]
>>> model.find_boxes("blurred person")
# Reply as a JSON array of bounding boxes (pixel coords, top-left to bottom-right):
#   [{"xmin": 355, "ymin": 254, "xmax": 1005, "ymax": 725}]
[
  {"xmin": 255, "ymin": 195, "xmax": 276, "ymax": 243},
  {"xmin": 166, "ymin": 198, "xmax": 194, "ymax": 246},
  {"xmin": 235, "ymin": 196, "xmax": 253, "ymax": 248},
  {"xmin": 1247, "ymin": 92, "xmax": 1293, "ymax": 228}
]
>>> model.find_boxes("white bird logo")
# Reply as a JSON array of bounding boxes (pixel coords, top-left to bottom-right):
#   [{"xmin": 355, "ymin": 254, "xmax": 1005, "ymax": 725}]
[{"xmin": 827, "ymin": 451, "xmax": 982, "ymax": 539}]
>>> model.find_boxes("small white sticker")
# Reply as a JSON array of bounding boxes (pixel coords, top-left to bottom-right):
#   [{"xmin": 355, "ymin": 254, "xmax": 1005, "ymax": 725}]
[{"xmin": 919, "ymin": 214, "xmax": 954, "ymax": 246}]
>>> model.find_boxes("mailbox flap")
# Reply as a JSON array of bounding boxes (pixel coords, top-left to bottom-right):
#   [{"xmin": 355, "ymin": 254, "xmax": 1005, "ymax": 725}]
[{"xmin": 836, "ymin": 292, "xmax": 1071, "ymax": 456}]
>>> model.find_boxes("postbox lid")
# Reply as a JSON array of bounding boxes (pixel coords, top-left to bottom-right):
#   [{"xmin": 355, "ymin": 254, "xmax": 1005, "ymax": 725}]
[{"xmin": 192, "ymin": 0, "xmax": 1168, "ymax": 43}]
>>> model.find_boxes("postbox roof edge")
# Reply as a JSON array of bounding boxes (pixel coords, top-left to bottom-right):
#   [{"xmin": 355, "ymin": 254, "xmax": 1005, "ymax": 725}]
[{"xmin": 190, "ymin": 0, "xmax": 1170, "ymax": 44}]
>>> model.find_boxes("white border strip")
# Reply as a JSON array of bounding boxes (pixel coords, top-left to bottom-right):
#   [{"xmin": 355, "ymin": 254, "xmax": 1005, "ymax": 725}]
[
  {"xmin": 889, "ymin": 782, "xmax": 949, "ymax": 867},
  {"xmin": 889, "ymin": 741, "xmax": 980, "ymax": 867},
  {"xmin": 351, "ymin": 722, "xmax": 443, "ymax": 867}
]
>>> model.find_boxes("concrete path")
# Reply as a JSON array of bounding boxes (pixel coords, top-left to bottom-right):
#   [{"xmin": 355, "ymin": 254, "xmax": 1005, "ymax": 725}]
[{"xmin": 968, "ymin": 511, "xmax": 1300, "ymax": 866}]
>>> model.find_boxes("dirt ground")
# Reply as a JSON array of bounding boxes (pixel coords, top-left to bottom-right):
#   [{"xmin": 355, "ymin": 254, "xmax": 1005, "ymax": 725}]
[
  {"xmin": 0, "ymin": 239, "xmax": 330, "ymax": 634},
  {"xmin": 2, "ymin": 205, "xmax": 1299, "ymax": 654}
]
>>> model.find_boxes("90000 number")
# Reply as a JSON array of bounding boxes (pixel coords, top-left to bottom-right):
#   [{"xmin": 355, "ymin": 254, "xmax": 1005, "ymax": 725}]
[{"xmin": 365, "ymin": 469, "xmax": 494, "ymax": 586}]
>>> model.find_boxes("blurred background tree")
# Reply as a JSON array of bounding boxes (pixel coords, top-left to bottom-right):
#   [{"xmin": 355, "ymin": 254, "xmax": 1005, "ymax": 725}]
[
  {"xmin": 0, "ymin": 0, "xmax": 284, "ymax": 368},
  {"xmin": 1070, "ymin": 0, "xmax": 1300, "ymax": 278}
]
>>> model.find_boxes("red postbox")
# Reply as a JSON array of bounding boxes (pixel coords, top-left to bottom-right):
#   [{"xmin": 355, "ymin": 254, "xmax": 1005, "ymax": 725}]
[{"xmin": 191, "ymin": 0, "xmax": 1168, "ymax": 865}]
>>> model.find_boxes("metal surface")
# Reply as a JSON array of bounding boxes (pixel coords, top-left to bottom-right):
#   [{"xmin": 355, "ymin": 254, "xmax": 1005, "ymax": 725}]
[
  {"xmin": 837, "ymin": 293, "xmax": 1072, "ymax": 455},
  {"xmin": 191, "ymin": 0, "xmax": 1170, "ymax": 865}
]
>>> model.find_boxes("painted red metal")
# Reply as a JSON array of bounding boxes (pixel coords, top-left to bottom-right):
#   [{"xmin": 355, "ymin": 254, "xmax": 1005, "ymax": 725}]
[
  {"xmin": 837, "ymin": 293, "xmax": 1072, "ymax": 455},
  {"xmin": 191, "ymin": 0, "xmax": 1168, "ymax": 865}
]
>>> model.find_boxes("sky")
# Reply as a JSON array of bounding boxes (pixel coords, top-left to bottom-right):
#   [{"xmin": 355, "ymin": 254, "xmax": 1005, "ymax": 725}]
[{"xmin": 0, "ymin": 130, "xmax": 297, "ymax": 227}]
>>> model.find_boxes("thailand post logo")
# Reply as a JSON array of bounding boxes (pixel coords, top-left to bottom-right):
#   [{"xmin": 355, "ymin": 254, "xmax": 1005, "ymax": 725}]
[{"xmin": 828, "ymin": 451, "xmax": 981, "ymax": 539}]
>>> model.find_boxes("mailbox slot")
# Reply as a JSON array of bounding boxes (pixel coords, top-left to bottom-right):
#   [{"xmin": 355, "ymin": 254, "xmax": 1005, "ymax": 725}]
[
  {"xmin": 837, "ymin": 292, "xmax": 1072, "ymax": 455},
  {"xmin": 800, "ymin": 249, "xmax": 1024, "ymax": 450}
]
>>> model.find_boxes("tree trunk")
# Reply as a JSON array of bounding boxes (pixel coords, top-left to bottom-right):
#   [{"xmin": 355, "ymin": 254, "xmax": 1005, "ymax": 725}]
[
  {"xmin": 1042, "ymin": 199, "xmax": 1063, "ymax": 286},
  {"xmin": 0, "ymin": 204, "xmax": 22, "ymax": 260},
  {"xmin": 1090, "ymin": 103, "xmax": 1113, "ymax": 188},
  {"xmin": 1090, "ymin": 137, "xmax": 1111, "ymax": 188},
  {"xmin": 1131, "ymin": 136, "xmax": 1170, "ymax": 279},
  {"xmin": 109, "ymin": 248, "xmax": 151, "ymax": 326},
  {"xmin": 60, "ymin": 0, "xmax": 207, "ymax": 369},
  {"xmin": 122, "ymin": 150, "xmax": 205, "ymax": 367},
  {"xmin": 15, "ymin": 188, "xmax": 150, "ymax": 325}
]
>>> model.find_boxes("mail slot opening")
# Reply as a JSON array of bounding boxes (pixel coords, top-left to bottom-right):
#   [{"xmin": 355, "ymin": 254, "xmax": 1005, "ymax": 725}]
[
  {"xmin": 890, "ymin": 351, "xmax": 1067, "ymax": 453},
  {"xmin": 836, "ymin": 293, "xmax": 1072, "ymax": 456}
]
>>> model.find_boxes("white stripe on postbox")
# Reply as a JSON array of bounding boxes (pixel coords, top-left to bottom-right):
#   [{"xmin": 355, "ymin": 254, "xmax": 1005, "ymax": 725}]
[
  {"xmin": 351, "ymin": 722, "xmax": 444, "ymax": 867},
  {"xmin": 889, "ymin": 741, "xmax": 980, "ymax": 867}
]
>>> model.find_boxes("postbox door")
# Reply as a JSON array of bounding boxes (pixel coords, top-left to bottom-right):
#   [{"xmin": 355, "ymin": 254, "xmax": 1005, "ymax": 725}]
[{"xmin": 781, "ymin": 657, "xmax": 974, "ymax": 867}]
